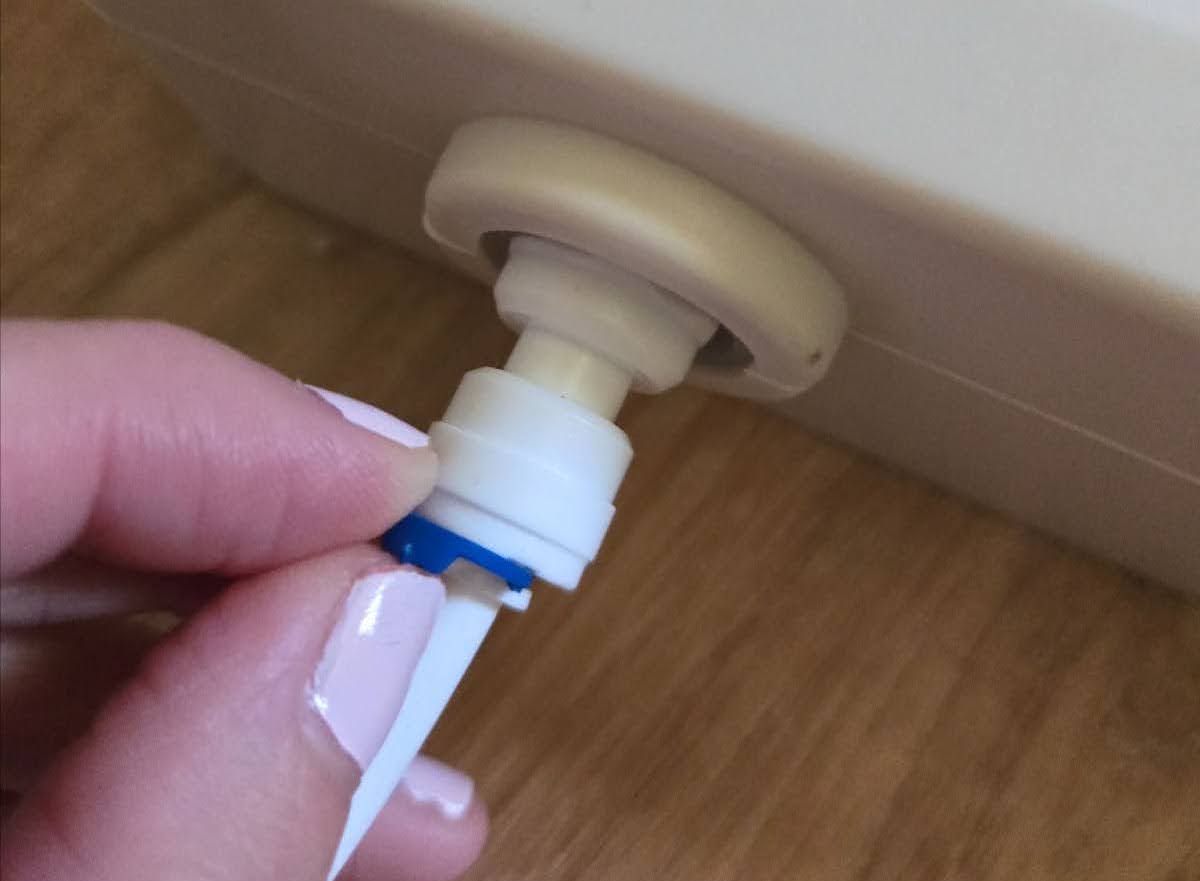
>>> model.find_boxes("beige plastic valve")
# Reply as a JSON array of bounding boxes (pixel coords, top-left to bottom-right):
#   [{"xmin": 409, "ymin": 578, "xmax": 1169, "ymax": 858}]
[{"xmin": 423, "ymin": 117, "xmax": 848, "ymax": 401}]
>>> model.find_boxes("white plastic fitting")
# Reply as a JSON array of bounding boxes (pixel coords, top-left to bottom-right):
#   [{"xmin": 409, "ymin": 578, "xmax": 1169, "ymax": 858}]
[
  {"xmin": 331, "ymin": 118, "xmax": 846, "ymax": 878},
  {"xmin": 419, "ymin": 235, "xmax": 717, "ymax": 590}
]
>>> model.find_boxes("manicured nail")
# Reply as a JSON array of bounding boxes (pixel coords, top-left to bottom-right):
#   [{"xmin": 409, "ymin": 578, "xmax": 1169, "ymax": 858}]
[
  {"xmin": 306, "ymin": 385, "xmax": 429, "ymax": 448},
  {"xmin": 402, "ymin": 755, "xmax": 475, "ymax": 820},
  {"xmin": 310, "ymin": 569, "xmax": 445, "ymax": 769}
]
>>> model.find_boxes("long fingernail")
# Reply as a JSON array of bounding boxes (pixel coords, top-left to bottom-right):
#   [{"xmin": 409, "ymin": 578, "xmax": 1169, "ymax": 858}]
[
  {"xmin": 402, "ymin": 755, "xmax": 475, "ymax": 820},
  {"xmin": 306, "ymin": 385, "xmax": 429, "ymax": 448},
  {"xmin": 310, "ymin": 569, "xmax": 444, "ymax": 769}
]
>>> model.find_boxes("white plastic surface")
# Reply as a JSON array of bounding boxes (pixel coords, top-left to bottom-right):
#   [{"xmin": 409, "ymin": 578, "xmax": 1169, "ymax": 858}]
[{"xmin": 328, "ymin": 561, "xmax": 505, "ymax": 880}]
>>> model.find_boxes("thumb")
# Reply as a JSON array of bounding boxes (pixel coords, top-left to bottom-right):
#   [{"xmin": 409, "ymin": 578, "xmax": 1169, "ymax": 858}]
[{"xmin": 1, "ymin": 546, "xmax": 477, "ymax": 881}]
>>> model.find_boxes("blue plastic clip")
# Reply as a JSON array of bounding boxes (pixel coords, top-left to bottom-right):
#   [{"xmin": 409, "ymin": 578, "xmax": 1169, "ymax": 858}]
[{"xmin": 381, "ymin": 514, "xmax": 535, "ymax": 591}]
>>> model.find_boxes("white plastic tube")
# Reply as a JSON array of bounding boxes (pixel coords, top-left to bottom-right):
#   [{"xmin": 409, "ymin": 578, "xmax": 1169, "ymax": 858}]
[{"xmin": 326, "ymin": 562, "xmax": 506, "ymax": 880}]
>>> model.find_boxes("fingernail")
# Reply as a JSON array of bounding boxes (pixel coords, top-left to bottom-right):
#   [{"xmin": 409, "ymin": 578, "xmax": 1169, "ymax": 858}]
[
  {"xmin": 402, "ymin": 755, "xmax": 475, "ymax": 820},
  {"xmin": 310, "ymin": 569, "xmax": 444, "ymax": 769},
  {"xmin": 306, "ymin": 385, "xmax": 429, "ymax": 448}
]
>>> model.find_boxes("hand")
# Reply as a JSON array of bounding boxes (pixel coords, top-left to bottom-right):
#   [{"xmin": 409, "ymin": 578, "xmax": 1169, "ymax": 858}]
[{"xmin": 0, "ymin": 319, "xmax": 488, "ymax": 881}]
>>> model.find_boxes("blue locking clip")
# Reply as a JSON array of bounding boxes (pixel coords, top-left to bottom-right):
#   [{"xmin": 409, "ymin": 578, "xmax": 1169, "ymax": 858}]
[{"xmin": 381, "ymin": 513, "xmax": 535, "ymax": 591}]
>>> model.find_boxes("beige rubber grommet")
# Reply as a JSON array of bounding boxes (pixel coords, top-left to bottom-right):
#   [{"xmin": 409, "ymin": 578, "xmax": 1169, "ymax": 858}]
[{"xmin": 422, "ymin": 117, "xmax": 847, "ymax": 400}]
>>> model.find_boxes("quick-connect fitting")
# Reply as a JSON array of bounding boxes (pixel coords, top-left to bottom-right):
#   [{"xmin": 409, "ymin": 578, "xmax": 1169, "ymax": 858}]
[{"xmin": 416, "ymin": 236, "xmax": 717, "ymax": 590}]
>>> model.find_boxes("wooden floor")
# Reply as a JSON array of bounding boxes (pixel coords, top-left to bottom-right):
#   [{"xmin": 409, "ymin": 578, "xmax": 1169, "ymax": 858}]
[{"xmin": 3, "ymin": 3, "xmax": 1198, "ymax": 879}]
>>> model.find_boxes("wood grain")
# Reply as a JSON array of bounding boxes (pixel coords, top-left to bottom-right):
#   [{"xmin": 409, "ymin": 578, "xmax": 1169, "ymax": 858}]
[{"xmin": 3, "ymin": 3, "xmax": 1198, "ymax": 879}]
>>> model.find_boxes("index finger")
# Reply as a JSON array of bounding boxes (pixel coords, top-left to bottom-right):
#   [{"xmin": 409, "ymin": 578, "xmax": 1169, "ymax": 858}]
[{"xmin": 0, "ymin": 319, "xmax": 436, "ymax": 578}]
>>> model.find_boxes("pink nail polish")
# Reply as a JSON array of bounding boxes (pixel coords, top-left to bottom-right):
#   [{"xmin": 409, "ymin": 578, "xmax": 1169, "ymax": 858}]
[
  {"xmin": 306, "ymin": 385, "xmax": 429, "ymax": 448},
  {"xmin": 402, "ymin": 755, "xmax": 475, "ymax": 820},
  {"xmin": 310, "ymin": 569, "xmax": 445, "ymax": 769}
]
